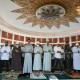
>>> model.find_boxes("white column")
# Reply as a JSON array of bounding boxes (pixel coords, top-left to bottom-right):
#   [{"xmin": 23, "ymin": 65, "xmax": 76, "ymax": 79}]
[
  {"xmin": 76, "ymin": 35, "xmax": 78, "ymax": 42},
  {"xmin": 24, "ymin": 36, "xmax": 26, "ymax": 44},
  {"xmin": 69, "ymin": 36, "xmax": 72, "ymax": 46},
  {"xmin": 0, "ymin": 30, "xmax": 2, "ymax": 43},
  {"xmin": 35, "ymin": 38, "xmax": 37, "ymax": 43},
  {"xmin": 57, "ymin": 37, "xmax": 59, "ymax": 43},
  {"xmin": 12, "ymin": 34, "xmax": 14, "ymax": 44}
]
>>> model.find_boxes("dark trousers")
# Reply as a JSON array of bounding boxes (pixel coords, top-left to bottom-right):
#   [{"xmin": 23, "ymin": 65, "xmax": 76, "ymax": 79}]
[
  {"xmin": 9, "ymin": 58, "xmax": 12, "ymax": 68},
  {"xmin": 21, "ymin": 57, "xmax": 24, "ymax": 68},
  {"xmin": 52, "ymin": 58, "xmax": 63, "ymax": 72},
  {"xmin": 0, "ymin": 60, "xmax": 9, "ymax": 73},
  {"xmin": 65, "ymin": 57, "xmax": 72, "ymax": 70}
]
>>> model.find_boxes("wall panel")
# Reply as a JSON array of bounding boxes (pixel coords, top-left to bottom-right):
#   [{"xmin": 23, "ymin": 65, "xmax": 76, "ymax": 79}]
[
  {"xmin": 20, "ymin": 36, "xmax": 24, "ymax": 41},
  {"xmin": 14, "ymin": 35, "xmax": 20, "ymax": 40},
  {"xmin": 31, "ymin": 37, "xmax": 35, "ymax": 42},
  {"xmin": 2, "ymin": 31, "xmax": 7, "ymax": 38},
  {"xmin": 49, "ymin": 38, "xmax": 52, "ymax": 43},
  {"xmin": 65, "ymin": 37, "xmax": 69, "ymax": 42},
  {"xmin": 37, "ymin": 38, "xmax": 42, "ymax": 43},
  {"xmin": 8, "ymin": 33, "xmax": 13, "ymax": 39},
  {"xmin": 53, "ymin": 38, "xmax": 57, "ymax": 43},
  {"xmin": 59, "ymin": 38, "xmax": 65, "ymax": 43},
  {"xmin": 71, "ymin": 36, "xmax": 76, "ymax": 42},
  {"xmin": 42, "ymin": 38, "xmax": 46, "ymax": 43}
]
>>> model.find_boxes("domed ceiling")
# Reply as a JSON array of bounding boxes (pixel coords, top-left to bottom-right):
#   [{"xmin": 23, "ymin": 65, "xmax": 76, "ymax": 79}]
[{"xmin": 0, "ymin": 0, "xmax": 80, "ymax": 38}]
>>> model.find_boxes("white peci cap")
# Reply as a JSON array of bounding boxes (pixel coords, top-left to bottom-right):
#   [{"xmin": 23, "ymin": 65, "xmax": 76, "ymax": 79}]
[
  {"xmin": 76, "ymin": 43, "xmax": 79, "ymax": 46},
  {"xmin": 15, "ymin": 42, "xmax": 19, "ymax": 44}
]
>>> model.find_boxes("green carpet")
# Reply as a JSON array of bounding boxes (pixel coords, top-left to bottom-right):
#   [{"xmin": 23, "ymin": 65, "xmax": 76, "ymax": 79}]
[
  {"xmin": 0, "ymin": 73, "xmax": 73, "ymax": 80},
  {"xmin": 0, "ymin": 74, "xmax": 5, "ymax": 80},
  {"xmin": 45, "ymin": 74, "xmax": 73, "ymax": 80}
]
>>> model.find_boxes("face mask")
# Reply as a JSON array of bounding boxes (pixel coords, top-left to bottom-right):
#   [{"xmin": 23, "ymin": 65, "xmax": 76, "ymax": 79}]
[
  {"xmin": 37, "ymin": 44, "xmax": 39, "ymax": 46},
  {"xmin": 5, "ymin": 44, "xmax": 8, "ymax": 46},
  {"xmin": 16, "ymin": 45, "xmax": 19, "ymax": 48}
]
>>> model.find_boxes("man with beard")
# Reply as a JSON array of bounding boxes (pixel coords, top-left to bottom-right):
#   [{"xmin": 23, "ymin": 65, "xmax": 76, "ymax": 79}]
[
  {"xmin": 43, "ymin": 38, "xmax": 52, "ymax": 72},
  {"xmin": 23, "ymin": 38, "xmax": 33, "ymax": 73},
  {"xmin": 0, "ymin": 41, "xmax": 10, "ymax": 73},
  {"xmin": 64, "ymin": 41, "xmax": 72, "ymax": 74},
  {"xmin": 33, "ymin": 41, "xmax": 43, "ymax": 72},
  {"xmin": 11, "ymin": 42, "xmax": 22, "ymax": 71},
  {"xmin": 72, "ymin": 43, "xmax": 80, "ymax": 74}
]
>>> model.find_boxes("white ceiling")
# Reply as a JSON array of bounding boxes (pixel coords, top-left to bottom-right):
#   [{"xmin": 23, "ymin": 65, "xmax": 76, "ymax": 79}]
[{"xmin": 0, "ymin": 0, "xmax": 80, "ymax": 38}]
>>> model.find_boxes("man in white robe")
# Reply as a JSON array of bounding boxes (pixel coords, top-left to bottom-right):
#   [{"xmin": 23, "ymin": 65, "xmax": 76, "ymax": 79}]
[
  {"xmin": 0, "ymin": 45, "xmax": 2, "ymax": 59},
  {"xmin": 72, "ymin": 43, "xmax": 80, "ymax": 73},
  {"xmin": 43, "ymin": 39, "xmax": 52, "ymax": 72},
  {"xmin": 33, "ymin": 41, "xmax": 43, "ymax": 71},
  {"xmin": 0, "ymin": 41, "xmax": 10, "ymax": 73},
  {"xmin": 23, "ymin": 38, "xmax": 33, "ymax": 73}
]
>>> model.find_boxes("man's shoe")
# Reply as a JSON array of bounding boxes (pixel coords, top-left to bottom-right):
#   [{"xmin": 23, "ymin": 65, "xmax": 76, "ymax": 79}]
[{"xmin": 51, "ymin": 70, "xmax": 55, "ymax": 73}]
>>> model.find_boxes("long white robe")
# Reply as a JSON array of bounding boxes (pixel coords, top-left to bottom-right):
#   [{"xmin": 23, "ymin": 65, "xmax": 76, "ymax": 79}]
[
  {"xmin": 72, "ymin": 46, "xmax": 80, "ymax": 70},
  {"xmin": 1, "ymin": 46, "xmax": 10, "ymax": 60},
  {"xmin": 9, "ymin": 48, "xmax": 13, "ymax": 59},
  {"xmin": 43, "ymin": 44, "xmax": 52, "ymax": 71},
  {"xmin": 23, "ymin": 44, "xmax": 33, "ymax": 73},
  {"xmin": 0, "ymin": 47, "xmax": 1, "ymax": 59},
  {"xmin": 33, "ymin": 46, "xmax": 42, "ymax": 70}
]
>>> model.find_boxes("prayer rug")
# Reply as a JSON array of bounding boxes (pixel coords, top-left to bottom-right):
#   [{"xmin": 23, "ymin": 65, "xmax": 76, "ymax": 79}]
[
  {"xmin": 70, "ymin": 73, "xmax": 80, "ymax": 79},
  {"xmin": 30, "ymin": 72, "xmax": 46, "ymax": 79},
  {"xmin": 2, "ymin": 71, "xmax": 21, "ymax": 80},
  {"xmin": 0, "ymin": 71, "xmax": 74, "ymax": 80}
]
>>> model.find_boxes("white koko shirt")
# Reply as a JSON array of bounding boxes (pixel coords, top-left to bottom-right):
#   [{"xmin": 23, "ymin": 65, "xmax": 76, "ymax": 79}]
[
  {"xmin": 1, "ymin": 46, "xmax": 10, "ymax": 60},
  {"xmin": 54, "ymin": 46, "xmax": 62, "ymax": 59}
]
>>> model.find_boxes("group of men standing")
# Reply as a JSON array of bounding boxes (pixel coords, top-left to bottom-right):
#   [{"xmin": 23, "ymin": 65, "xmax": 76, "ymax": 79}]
[
  {"xmin": 0, "ymin": 41, "xmax": 22, "ymax": 73},
  {"xmin": 0, "ymin": 38, "xmax": 80, "ymax": 75},
  {"xmin": 23, "ymin": 38, "xmax": 52, "ymax": 73}
]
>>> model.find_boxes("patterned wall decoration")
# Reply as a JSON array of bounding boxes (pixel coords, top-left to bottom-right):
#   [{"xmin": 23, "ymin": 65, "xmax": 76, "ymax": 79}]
[
  {"xmin": 53, "ymin": 38, "xmax": 57, "ymax": 43},
  {"xmin": 0, "ymin": 30, "xmax": 80, "ymax": 46},
  {"xmin": 37, "ymin": 38, "xmax": 42, "ymax": 43},
  {"xmin": 11, "ymin": 0, "xmax": 80, "ymax": 29},
  {"xmin": 71, "ymin": 36, "xmax": 76, "ymax": 42},
  {"xmin": 2, "ymin": 31, "xmax": 7, "ymax": 38},
  {"xmin": 20, "ymin": 36, "xmax": 24, "ymax": 41},
  {"xmin": 8, "ymin": 33, "xmax": 13, "ymax": 39}
]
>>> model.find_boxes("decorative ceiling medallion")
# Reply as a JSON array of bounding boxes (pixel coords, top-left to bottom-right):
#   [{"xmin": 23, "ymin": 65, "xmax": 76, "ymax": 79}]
[
  {"xmin": 11, "ymin": 0, "xmax": 80, "ymax": 29},
  {"xmin": 36, "ymin": 5, "xmax": 65, "ymax": 21}
]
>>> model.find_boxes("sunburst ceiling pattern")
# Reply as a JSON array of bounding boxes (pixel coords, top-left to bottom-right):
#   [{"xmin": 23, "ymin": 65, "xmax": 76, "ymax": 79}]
[
  {"xmin": 11, "ymin": 0, "xmax": 80, "ymax": 29},
  {"xmin": 36, "ymin": 5, "xmax": 65, "ymax": 21}
]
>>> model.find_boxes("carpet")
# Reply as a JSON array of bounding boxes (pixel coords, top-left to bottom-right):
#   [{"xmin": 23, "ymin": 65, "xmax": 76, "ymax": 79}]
[
  {"xmin": 0, "ymin": 74, "xmax": 5, "ymax": 80},
  {"xmin": 0, "ymin": 71, "xmax": 73, "ymax": 80},
  {"xmin": 1, "ymin": 71, "xmax": 21, "ymax": 80},
  {"xmin": 45, "ymin": 74, "xmax": 73, "ymax": 80},
  {"xmin": 70, "ymin": 73, "xmax": 80, "ymax": 79},
  {"xmin": 30, "ymin": 72, "xmax": 47, "ymax": 79}
]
